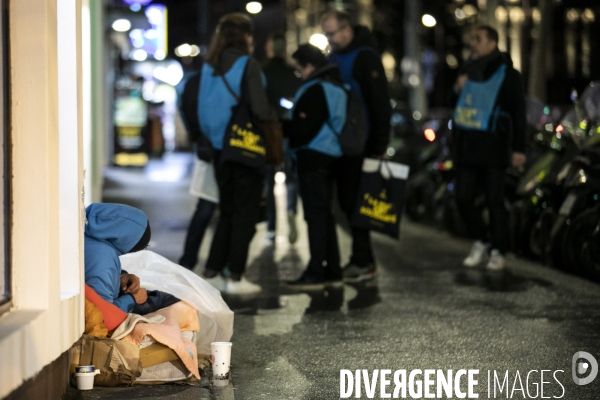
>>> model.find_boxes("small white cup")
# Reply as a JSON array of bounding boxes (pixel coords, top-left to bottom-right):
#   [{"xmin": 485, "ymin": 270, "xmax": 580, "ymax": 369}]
[
  {"xmin": 211, "ymin": 342, "xmax": 232, "ymax": 387},
  {"xmin": 75, "ymin": 369, "xmax": 100, "ymax": 390}
]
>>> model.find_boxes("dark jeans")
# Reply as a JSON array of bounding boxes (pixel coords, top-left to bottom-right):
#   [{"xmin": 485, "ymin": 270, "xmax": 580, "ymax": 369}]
[
  {"xmin": 298, "ymin": 166, "xmax": 341, "ymax": 278},
  {"xmin": 455, "ymin": 166, "xmax": 508, "ymax": 253},
  {"xmin": 265, "ymin": 154, "xmax": 298, "ymax": 232},
  {"xmin": 206, "ymin": 161, "xmax": 264, "ymax": 278},
  {"xmin": 333, "ymin": 155, "xmax": 374, "ymax": 266},
  {"xmin": 179, "ymin": 198, "xmax": 217, "ymax": 270}
]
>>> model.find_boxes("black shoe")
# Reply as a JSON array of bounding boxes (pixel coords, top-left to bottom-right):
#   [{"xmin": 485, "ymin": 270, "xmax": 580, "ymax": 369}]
[
  {"xmin": 342, "ymin": 262, "xmax": 377, "ymax": 282},
  {"xmin": 286, "ymin": 272, "xmax": 326, "ymax": 290}
]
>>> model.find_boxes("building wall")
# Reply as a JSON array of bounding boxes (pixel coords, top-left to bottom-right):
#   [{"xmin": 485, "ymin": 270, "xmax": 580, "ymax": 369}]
[{"xmin": 0, "ymin": 0, "xmax": 85, "ymax": 397}]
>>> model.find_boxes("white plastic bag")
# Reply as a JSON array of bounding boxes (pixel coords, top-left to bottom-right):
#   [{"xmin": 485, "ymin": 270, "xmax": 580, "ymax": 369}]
[
  {"xmin": 119, "ymin": 250, "xmax": 233, "ymax": 355},
  {"xmin": 189, "ymin": 158, "xmax": 219, "ymax": 203}
]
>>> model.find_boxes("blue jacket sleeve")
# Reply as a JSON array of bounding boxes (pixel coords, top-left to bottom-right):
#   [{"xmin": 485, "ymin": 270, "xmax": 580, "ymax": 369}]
[{"xmin": 113, "ymin": 294, "xmax": 136, "ymax": 312}]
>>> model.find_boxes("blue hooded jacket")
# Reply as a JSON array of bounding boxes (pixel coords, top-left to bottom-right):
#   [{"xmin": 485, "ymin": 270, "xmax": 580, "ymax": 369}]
[{"xmin": 84, "ymin": 203, "xmax": 148, "ymax": 312}]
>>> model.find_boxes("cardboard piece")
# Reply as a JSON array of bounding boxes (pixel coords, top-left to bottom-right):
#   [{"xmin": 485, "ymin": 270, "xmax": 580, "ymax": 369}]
[{"xmin": 70, "ymin": 334, "xmax": 142, "ymax": 386}]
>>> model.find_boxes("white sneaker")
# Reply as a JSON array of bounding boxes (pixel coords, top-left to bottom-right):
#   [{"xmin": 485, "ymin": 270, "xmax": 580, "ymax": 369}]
[
  {"xmin": 224, "ymin": 277, "xmax": 262, "ymax": 295},
  {"xmin": 203, "ymin": 275, "xmax": 226, "ymax": 292},
  {"xmin": 265, "ymin": 230, "xmax": 276, "ymax": 245},
  {"xmin": 288, "ymin": 211, "xmax": 298, "ymax": 244},
  {"xmin": 486, "ymin": 249, "xmax": 505, "ymax": 271},
  {"xmin": 463, "ymin": 241, "xmax": 488, "ymax": 267}
]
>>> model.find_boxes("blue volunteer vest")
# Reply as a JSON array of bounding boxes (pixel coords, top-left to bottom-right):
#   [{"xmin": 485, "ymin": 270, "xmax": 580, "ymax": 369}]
[
  {"xmin": 329, "ymin": 46, "xmax": 374, "ymax": 134},
  {"xmin": 453, "ymin": 64, "xmax": 507, "ymax": 132},
  {"xmin": 198, "ymin": 56, "xmax": 249, "ymax": 150},
  {"xmin": 290, "ymin": 79, "xmax": 347, "ymax": 158}
]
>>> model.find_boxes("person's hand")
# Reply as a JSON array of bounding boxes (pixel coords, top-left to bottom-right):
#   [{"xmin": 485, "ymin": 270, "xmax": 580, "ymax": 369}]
[
  {"xmin": 132, "ymin": 288, "xmax": 148, "ymax": 305},
  {"xmin": 120, "ymin": 273, "xmax": 140, "ymax": 294},
  {"xmin": 454, "ymin": 74, "xmax": 468, "ymax": 93},
  {"xmin": 512, "ymin": 152, "xmax": 527, "ymax": 168}
]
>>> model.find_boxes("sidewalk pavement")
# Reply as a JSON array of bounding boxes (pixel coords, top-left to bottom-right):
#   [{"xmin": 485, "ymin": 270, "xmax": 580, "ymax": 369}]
[{"xmin": 67, "ymin": 153, "xmax": 600, "ymax": 399}]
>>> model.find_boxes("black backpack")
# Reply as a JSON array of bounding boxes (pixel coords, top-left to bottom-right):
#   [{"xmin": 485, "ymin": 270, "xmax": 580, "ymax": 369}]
[{"xmin": 327, "ymin": 84, "xmax": 368, "ymax": 157}]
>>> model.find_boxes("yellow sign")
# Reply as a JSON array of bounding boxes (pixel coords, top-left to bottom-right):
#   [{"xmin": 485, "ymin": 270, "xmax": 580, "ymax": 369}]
[
  {"xmin": 359, "ymin": 193, "xmax": 397, "ymax": 224},
  {"xmin": 229, "ymin": 124, "xmax": 266, "ymax": 155},
  {"xmin": 454, "ymin": 107, "xmax": 481, "ymax": 129}
]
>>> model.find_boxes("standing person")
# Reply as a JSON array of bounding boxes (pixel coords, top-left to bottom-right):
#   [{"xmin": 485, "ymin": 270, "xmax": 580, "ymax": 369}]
[
  {"xmin": 320, "ymin": 10, "xmax": 391, "ymax": 281},
  {"xmin": 199, "ymin": 13, "xmax": 277, "ymax": 294},
  {"xmin": 451, "ymin": 26, "xmax": 526, "ymax": 271},
  {"xmin": 177, "ymin": 70, "xmax": 218, "ymax": 271},
  {"xmin": 262, "ymin": 32, "xmax": 302, "ymax": 244},
  {"xmin": 284, "ymin": 44, "xmax": 346, "ymax": 288}
]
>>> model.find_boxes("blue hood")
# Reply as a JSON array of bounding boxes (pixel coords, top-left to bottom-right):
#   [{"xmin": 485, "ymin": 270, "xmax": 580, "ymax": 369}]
[{"xmin": 85, "ymin": 203, "xmax": 148, "ymax": 255}]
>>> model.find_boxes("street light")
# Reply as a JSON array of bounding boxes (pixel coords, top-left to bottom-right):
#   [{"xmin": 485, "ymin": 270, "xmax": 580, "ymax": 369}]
[
  {"xmin": 421, "ymin": 14, "xmax": 436, "ymax": 28},
  {"xmin": 246, "ymin": 2, "xmax": 263, "ymax": 14},
  {"xmin": 112, "ymin": 19, "xmax": 131, "ymax": 32}
]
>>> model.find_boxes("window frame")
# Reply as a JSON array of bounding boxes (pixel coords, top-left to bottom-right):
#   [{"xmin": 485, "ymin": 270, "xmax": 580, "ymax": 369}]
[{"xmin": 0, "ymin": 0, "xmax": 11, "ymax": 317}]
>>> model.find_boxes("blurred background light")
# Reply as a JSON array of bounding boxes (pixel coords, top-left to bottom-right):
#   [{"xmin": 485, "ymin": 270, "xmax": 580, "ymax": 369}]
[
  {"xmin": 422, "ymin": 14, "xmax": 436, "ymax": 28},
  {"xmin": 112, "ymin": 19, "xmax": 131, "ymax": 32},
  {"xmin": 309, "ymin": 33, "xmax": 329, "ymax": 51},
  {"xmin": 132, "ymin": 49, "xmax": 148, "ymax": 61},
  {"xmin": 153, "ymin": 64, "xmax": 184, "ymax": 86},
  {"xmin": 175, "ymin": 43, "xmax": 192, "ymax": 57},
  {"xmin": 246, "ymin": 2, "xmax": 263, "ymax": 14}
]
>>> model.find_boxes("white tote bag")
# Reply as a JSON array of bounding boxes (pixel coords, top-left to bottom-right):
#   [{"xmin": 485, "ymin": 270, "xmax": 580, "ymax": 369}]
[
  {"xmin": 189, "ymin": 158, "xmax": 219, "ymax": 203},
  {"xmin": 120, "ymin": 250, "xmax": 234, "ymax": 355}
]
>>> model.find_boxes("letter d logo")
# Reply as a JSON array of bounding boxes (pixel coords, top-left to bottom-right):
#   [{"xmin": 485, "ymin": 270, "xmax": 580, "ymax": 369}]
[{"xmin": 572, "ymin": 351, "xmax": 598, "ymax": 385}]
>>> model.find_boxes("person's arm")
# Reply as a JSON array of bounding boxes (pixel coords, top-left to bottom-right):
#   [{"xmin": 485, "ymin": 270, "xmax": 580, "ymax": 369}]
[
  {"xmin": 86, "ymin": 262, "xmax": 136, "ymax": 312},
  {"xmin": 245, "ymin": 58, "xmax": 278, "ymax": 121},
  {"xmin": 282, "ymin": 85, "xmax": 329, "ymax": 149},
  {"xmin": 353, "ymin": 51, "xmax": 392, "ymax": 156}
]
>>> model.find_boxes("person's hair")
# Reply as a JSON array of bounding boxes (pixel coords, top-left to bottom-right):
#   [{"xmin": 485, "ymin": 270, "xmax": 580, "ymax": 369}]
[
  {"xmin": 476, "ymin": 25, "xmax": 499, "ymax": 44},
  {"xmin": 268, "ymin": 32, "xmax": 287, "ymax": 58},
  {"xmin": 206, "ymin": 13, "xmax": 253, "ymax": 66},
  {"xmin": 292, "ymin": 44, "xmax": 327, "ymax": 69},
  {"xmin": 320, "ymin": 9, "xmax": 352, "ymax": 28}
]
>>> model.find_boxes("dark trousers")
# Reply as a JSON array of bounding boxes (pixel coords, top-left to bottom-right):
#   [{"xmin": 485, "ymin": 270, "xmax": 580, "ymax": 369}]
[
  {"xmin": 298, "ymin": 166, "xmax": 341, "ymax": 278},
  {"xmin": 333, "ymin": 156, "xmax": 374, "ymax": 266},
  {"xmin": 179, "ymin": 198, "xmax": 217, "ymax": 269},
  {"xmin": 206, "ymin": 161, "xmax": 264, "ymax": 277},
  {"xmin": 265, "ymin": 155, "xmax": 298, "ymax": 231},
  {"xmin": 455, "ymin": 166, "xmax": 508, "ymax": 253}
]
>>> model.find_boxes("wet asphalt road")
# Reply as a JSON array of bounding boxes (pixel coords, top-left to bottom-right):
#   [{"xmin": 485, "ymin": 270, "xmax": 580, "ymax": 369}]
[{"xmin": 89, "ymin": 155, "xmax": 600, "ymax": 399}]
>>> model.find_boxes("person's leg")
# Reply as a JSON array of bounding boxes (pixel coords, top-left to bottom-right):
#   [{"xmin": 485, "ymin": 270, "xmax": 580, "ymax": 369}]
[
  {"xmin": 285, "ymin": 154, "xmax": 299, "ymax": 214},
  {"xmin": 455, "ymin": 166, "xmax": 489, "ymax": 267},
  {"xmin": 179, "ymin": 198, "xmax": 217, "ymax": 269},
  {"xmin": 323, "ymin": 167, "xmax": 341, "ymax": 282},
  {"xmin": 226, "ymin": 164, "xmax": 264, "ymax": 279},
  {"xmin": 334, "ymin": 156, "xmax": 374, "ymax": 266},
  {"xmin": 455, "ymin": 166, "xmax": 487, "ymax": 242},
  {"xmin": 297, "ymin": 168, "xmax": 330, "ymax": 279},
  {"xmin": 484, "ymin": 167, "xmax": 509, "ymax": 270},
  {"xmin": 205, "ymin": 162, "xmax": 236, "ymax": 276},
  {"xmin": 265, "ymin": 165, "xmax": 276, "ymax": 234}
]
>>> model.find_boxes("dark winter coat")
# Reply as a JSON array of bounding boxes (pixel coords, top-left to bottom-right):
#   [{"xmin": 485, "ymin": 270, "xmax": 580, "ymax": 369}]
[
  {"xmin": 451, "ymin": 50, "xmax": 526, "ymax": 167},
  {"xmin": 283, "ymin": 65, "xmax": 344, "ymax": 173},
  {"xmin": 328, "ymin": 25, "xmax": 391, "ymax": 157}
]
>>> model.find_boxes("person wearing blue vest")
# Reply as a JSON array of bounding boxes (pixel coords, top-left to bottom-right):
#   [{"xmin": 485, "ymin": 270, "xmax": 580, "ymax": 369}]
[
  {"xmin": 198, "ymin": 13, "xmax": 277, "ymax": 295},
  {"xmin": 283, "ymin": 44, "xmax": 346, "ymax": 288},
  {"xmin": 321, "ymin": 10, "xmax": 391, "ymax": 282},
  {"xmin": 451, "ymin": 26, "xmax": 527, "ymax": 271}
]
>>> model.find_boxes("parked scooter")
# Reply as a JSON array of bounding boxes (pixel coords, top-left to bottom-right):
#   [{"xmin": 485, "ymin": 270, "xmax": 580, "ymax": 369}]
[{"xmin": 547, "ymin": 83, "xmax": 600, "ymax": 276}]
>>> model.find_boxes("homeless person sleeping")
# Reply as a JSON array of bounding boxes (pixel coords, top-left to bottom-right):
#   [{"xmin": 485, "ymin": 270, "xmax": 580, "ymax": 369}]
[{"xmin": 77, "ymin": 203, "xmax": 233, "ymax": 386}]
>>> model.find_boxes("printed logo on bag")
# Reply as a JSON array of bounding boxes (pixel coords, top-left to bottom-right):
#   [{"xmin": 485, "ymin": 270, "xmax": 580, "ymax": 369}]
[
  {"xmin": 229, "ymin": 123, "xmax": 266, "ymax": 156},
  {"xmin": 360, "ymin": 193, "xmax": 397, "ymax": 224}
]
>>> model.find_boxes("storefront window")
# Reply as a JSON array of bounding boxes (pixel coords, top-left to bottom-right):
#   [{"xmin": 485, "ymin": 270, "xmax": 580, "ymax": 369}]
[{"xmin": 0, "ymin": 0, "xmax": 10, "ymax": 313}]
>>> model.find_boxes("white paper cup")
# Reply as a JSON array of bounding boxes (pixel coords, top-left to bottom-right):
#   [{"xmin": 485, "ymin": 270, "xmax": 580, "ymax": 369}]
[
  {"xmin": 75, "ymin": 370, "xmax": 99, "ymax": 390},
  {"xmin": 211, "ymin": 342, "xmax": 232, "ymax": 387}
]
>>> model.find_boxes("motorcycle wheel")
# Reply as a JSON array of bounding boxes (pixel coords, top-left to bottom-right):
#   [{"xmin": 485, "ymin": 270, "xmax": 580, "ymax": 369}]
[
  {"xmin": 529, "ymin": 208, "xmax": 555, "ymax": 260},
  {"xmin": 563, "ymin": 208, "xmax": 600, "ymax": 282}
]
